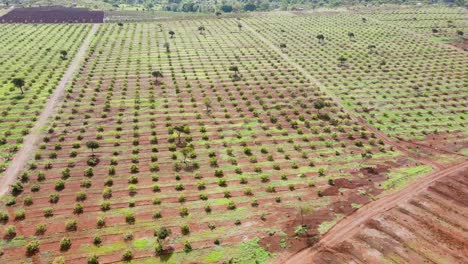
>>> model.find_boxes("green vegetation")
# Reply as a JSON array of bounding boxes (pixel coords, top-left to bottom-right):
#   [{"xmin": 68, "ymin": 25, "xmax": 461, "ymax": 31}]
[{"xmin": 383, "ymin": 165, "xmax": 433, "ymax": 190}]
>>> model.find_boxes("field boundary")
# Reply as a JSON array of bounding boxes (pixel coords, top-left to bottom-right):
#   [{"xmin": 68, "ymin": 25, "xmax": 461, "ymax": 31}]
[
  {"xmin": 281, "ymin": 159, "xmax": 468, "ymax": 264},
  {"xmin": 0, "ymin": 23, "xmax": 100, "ymax": 196},
  {"xmin": 241, "ymin": 20, "xmax": 444, "ymax": 171}
]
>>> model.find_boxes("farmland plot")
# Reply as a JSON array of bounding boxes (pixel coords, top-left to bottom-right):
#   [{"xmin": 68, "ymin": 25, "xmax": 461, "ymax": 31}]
[
  {"xmin": 359, "ymin": 6, "xmax": 468, "ymax": 45},
  {"xmin": 245, "ymin": 12, "xmax": 467, "ymax": 162},
  {"xmin": 0, "ymin": 24, "xmax": 91, "ymax": 174},
  {"xmin": 0, "ymin": 19, "xmax": 424, "ymax": 263}
]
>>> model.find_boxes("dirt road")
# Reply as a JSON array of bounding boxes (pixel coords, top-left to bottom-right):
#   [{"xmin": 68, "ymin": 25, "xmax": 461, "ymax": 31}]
[
  {"xmin": 0, "ymin": 23, "xmax": 100, "ymax": 196},
  {"xmin": 282, "ymin": 160, "xmax": 468, "ymax": 264},
  {"xmin": 241, "ymin": 21, "xmax": 444, "ymax": 171}
]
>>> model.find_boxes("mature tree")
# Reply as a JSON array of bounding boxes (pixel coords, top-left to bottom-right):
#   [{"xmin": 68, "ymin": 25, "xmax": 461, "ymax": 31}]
[
  {"xmin": 174, "ymin": 125, "xmax": 190, "ymax": 145},
  {"xmin": 152, "ymin": 70, "xmax": 163, "ymax": 81},
  {"xmin": 313, "ymin": 100, "xmax": 325, "ymax": 115},
  {"xmin": 299, "ymin": 205, "xmax": 313, "ymax": 226},
  {"xmin": 280, "ymin": 43, "xmax": 287, "ymax": 49},
  {"xmin": 367, "ymin": 44, "xmax": 376, "ymax": 54},
  {"xmin": 457, "ymin": 30, "xmax": 464, "ymax": 38},
  {"xmin": 86, "ymin": 141, "xmax": 100, "ymax": 156},
  {"xmin": 60, "ymin": 50, "xmax": 68, "ymax": 60},
  {"xmin": 316, "ymin": 34, "xmax": 325, "ymax": 44},
  {"xmin": 169, "ymin": 30, "xmax": 175, "ymax": 38},
  {"xmin": 237, "ymin": 23, "xmax": 242, "ymax": 31},
  {"xmin": 229, "ymin": 66, "xmax": 240, "ymax": 80},
  {"xmin": 180, "ymin": 145, "xmax": 194, "ymax": 167},
  {"xmin": 432, "ymin": 28, "xmax": 439, "ymax": 34},
  {"xmin": 163, "ymin": 42, "xmax": 170, "ymax": 53},
  {"xmin": 362, "ymin": 17, "xmax": 367, "ymax": 23},
  {"xmin": 12, "ymin": 78, "xmax": 25, "ymax": 94},
  {"xmin": 198, "ymin": 25, "xmax": 205, "ymax": 35},
  {"xmin": 204, "ymin": 98, "xmax": 212, "ymax": 113},
  {"xmin": 338, "ymin": 56, "xmax": 347, "ymax": 67},
  {"xmin": 348, "ymin": 32, "xmax": 355, "ymax": 41}
]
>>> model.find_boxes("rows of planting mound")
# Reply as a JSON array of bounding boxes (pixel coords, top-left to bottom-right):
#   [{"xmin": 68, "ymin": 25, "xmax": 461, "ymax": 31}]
[{"xmin": 312, "ymin": 168, "xmax": 468, "ymax": 263}]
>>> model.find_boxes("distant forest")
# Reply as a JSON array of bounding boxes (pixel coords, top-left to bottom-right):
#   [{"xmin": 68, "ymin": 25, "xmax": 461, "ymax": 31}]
[{"xmin": 1, "ymin": 0, "xmax": 465, "ymax": 12}]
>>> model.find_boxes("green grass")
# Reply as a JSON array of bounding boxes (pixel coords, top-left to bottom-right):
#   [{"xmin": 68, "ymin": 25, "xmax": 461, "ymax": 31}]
[
  {"xmin": 382, "ymin": 165, "xmax": 433, "ymax": 190},
  {"xmin": 318, "ymin": 214, "xmax": 344, "ymax": 235},
  {"xmin": 80, "ymin": 241, "xmax": 126, "ymax": 255}
]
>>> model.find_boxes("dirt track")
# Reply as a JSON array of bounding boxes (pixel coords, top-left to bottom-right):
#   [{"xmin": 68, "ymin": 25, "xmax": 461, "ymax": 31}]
[
  {"xmin": 0, "ymin": 24, "xmax": 99, "ymax": 196},
  {"xmin": 282, "ymin": 160, "xmax": 468, "ymax": 264}
]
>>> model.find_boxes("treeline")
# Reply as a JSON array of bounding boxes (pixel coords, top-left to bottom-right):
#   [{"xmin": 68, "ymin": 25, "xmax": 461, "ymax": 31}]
[
  {"xmin": 102, "ymin": 0, "xmax": 465, "ymax": 12},
  {"xmin": 2, "ymin": 0, "xmax": 464, "ymax": 12}
]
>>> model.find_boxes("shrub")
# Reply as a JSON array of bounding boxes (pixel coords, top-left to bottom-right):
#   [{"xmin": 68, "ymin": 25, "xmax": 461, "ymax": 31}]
[
  {"xmin": 54, "ymin": 179, "xmax": 65, "ymax": 191},
  {"xmin": 227, "ymin": 201, "xmax": 236, "ymax": 210},
  {"xmin": 87, "ymin": 254, "xmax": 99, "ymax": 264},
  {"xmin": 183, "ymin": 240, "xmax": 192, "ymax": 252},
  {"xmin": 23, "ymin": 195, "xmax": 33, "ymax": 206},
  {"xmin": 60, "ymin": 237, "xmax": 72, "ymax": 251},
  {"xmin": 97, "ymin": 217, "xmax": 106, "ymax": 228},
  {"xmin": 180, "ymin": 224, "xmax": 190, "ymax": 235},
  {"xmin": 84, "ymin": 167, "xmax": 94, "ymax": 177},
  {"xmin": 130, "ymin": 164, "xmax": 139, "ymax": 173},
  {"xmin": 76, "ymin": 191, "xmax": 87, "ymax": 201},
  {"xmin": 35, "ymin": 224, "xmax": 47, "ymax": 235},
  {"xmin": 122, "ymin": 249, "xmax": 133, "ymax": 261},
  {"xmin": 155, "ymin": 241, "xmax": 163, "ymax": 255},
  {"xmin": 155, "ymin": 226, "xmax": 171, "ymax": 239},
  {"xmin": 179, "ymin": 207, "xmax": 188, "ymax": 217},
  {"xmin": 43, "ymin": 207, "xmax": 53, "ymax": 217},
  {"xmin": 0, "ymin": 211, "xmax": 9, "ymax": 223},
  {"xmin": 5, "ymin": 225, "xmax": 16, "ymax": 238},
  {"xmin": 125, "ymin": 212, "xmax": 135, "ymax": 224},
  {"xmin": 93, "ymin": 236, "xmax": 102, "ymax": 245},
  {"xmin": 74, "ymin": 203, "xmax": 84, "ymax": 214},
  {"xmin": 102, "ymin": 187, "xmax": 112, "ymax": 199},
  {"xmin": 14, "ymin": 209, "xmax": 26, "ymax": 220},
  {"xmin": 25, "ymin": 240, "xmax": 40, "ymax": 255},
  {"xmin": 100, "ymin": 201, "xmax": 111, "ymax": 211},
  {"xmin": 65, "ymin": 219, "xmax": 77, "ymax": 231}
]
